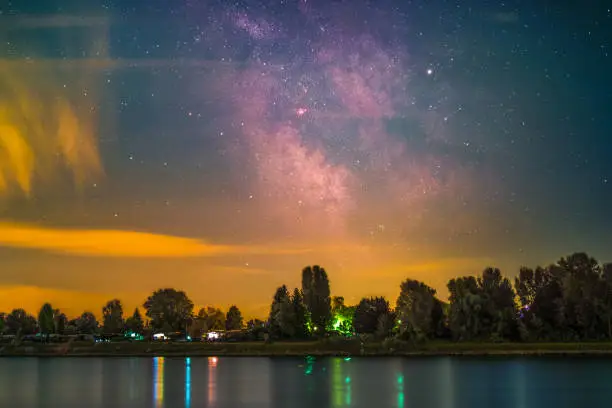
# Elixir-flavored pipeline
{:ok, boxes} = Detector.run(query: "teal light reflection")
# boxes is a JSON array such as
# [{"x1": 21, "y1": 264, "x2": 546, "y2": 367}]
[
  {"x1": 185, "y1": 358, "x2": 191, "y2": 408},
  {"x1": 345, "y1": 375, "x2": 351, "y2": 405}
]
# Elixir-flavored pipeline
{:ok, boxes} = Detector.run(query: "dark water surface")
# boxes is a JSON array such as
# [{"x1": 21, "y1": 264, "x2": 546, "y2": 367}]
[{"x1": 0, "y1": 356, "x2": 609, "y2": 407}]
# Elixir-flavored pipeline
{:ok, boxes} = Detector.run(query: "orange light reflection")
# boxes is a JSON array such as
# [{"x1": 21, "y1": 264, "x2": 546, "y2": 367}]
[{"x1": 208, "y1": 357, "x2": 218, "y2": 406}]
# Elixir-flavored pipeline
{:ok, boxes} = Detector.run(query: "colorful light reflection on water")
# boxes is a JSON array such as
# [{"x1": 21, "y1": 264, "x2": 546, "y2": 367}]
[
  {"x1": 153, "y1": 357, "x2": 164, "y2": 408},
  {"x1": 185, "y1": 358, "x2": 191, "y2": 408}
]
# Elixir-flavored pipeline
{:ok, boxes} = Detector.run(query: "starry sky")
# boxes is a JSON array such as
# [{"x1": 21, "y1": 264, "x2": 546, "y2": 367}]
[{"x1": 1, "y1": 0, "x2": 611, "y2": 319}]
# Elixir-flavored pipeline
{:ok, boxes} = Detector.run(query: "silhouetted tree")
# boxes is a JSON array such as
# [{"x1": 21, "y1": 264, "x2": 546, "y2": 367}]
[
  {"x1": 292, "y1": 288, "x2": 310, "y2": 338},
  {"x1": 353, "y1": 297, "x2": 392, "y2": 335},
  {"x1": 225, "y1": 305, "x2": 244, "y2": 330},
  {"x1": 38, "y1": 303, "x2": 55, "y2": 340},
  {"x1": 76, "y1": 312, "x2": 98, "y2": 334},
  {"x1": 515, "y1": 265, "x2": 565, "y2": 340},
  {"x1": 6, "y1": 309, "x2": 37, "y2": 335},
  {"x1": 124, "y1": 308, "x2": 144, "y2": 334},
  {"x1": 54, "y1": 309, "x2": 67, "y2": 335},
  {"x1": 447, "y1": 276, "x2": 482, "y2": 341},
  {"x1": 268, "y1": 285, "x2": 295, "y2": 339},
  {"x1": 478, "y1": 267, "x2": 518, "y2": 341},
  {"x1": 376, "y1": 310, "x2": 397, "y2": 339},
  {"x1": 302, "y1": 265, "x2": 331, "y2": 334},
  {"x1": 448, "y1": 268, "x2": 517, "y2": 341},
  {"x1": 247, "y1": 319, "x2": 265, "y2": 330},
  {"x1": 558, "y1": 253, "x2": 604, "y2": 339},
  {"x1": 198, "y1": 307, "x2": 225, "y2": 331},
  {"x1": 143, "y1": 288, "x2": 194, "y2": 332},
  {"x1": 514, "y1": 253, "x2": 610, "y2": 341},
  {"x1": 0, "y1": 313, "x2": 5, "y2": 334},
  {"x1": 396, "y1": 279, "x2": 444, "y2": 340},
  {"x1": 102, "y1": 299, "x2": 124, "y2": 334},
  {"x1": 245, "y1": 318, "x2": 265, "y2": 340}
]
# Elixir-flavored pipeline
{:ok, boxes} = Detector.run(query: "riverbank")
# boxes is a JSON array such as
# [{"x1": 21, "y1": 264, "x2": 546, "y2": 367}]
[{"x1": 4, "y1": 340, "x2": 612, "y2": 357}]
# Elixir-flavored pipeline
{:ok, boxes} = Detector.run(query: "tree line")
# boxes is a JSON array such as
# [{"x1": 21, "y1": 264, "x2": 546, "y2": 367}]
[{"x1": 2, "y1": 252, "x2": 612, "y2": 343}]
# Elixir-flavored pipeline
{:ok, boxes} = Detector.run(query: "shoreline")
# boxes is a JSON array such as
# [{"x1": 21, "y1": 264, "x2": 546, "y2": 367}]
[{"x1": 5, "y1": 341, "x2": 612, "y2": 357}]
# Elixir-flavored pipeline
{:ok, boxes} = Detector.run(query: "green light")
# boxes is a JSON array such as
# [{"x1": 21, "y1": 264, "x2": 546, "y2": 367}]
[
  {"x1": 344, "y1": 357, "x2": 351, "y2": 361},
  {"x1": 345, "y1": 376, "x2": 351, "y2": 384},
  {"x1": 397, "y1": 374, "x2": 405, "y2": 408}
]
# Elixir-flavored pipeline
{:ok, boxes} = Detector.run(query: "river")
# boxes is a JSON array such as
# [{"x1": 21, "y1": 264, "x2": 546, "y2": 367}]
[{"x1": 0, "y1": 356, "x2": 608, "y2": 407}]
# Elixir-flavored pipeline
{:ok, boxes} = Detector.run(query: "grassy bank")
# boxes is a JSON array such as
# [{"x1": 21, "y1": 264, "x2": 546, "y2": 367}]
[{"x1": 5, "y1": 340, "x2": 612, "y2": 357}]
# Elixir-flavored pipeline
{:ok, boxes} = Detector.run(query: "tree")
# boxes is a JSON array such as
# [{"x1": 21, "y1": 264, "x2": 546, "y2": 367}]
[
  {"x1": 198, "y1": 307, "x2": 225, "y2": 331},
  {"x1": 38, "y1": 303, "x2": 55, "y2": 339},
  {"x1": 124, "y1": 308, "x2": 144, "y2": 334},
  {"x1": 268, "y1": 285, "x2": 295, "y2": 339},
  {"x1": 353, "y1": 297, "x2": 392, "y2": 335},
  {"x1": 76, "y1": 312, "x2": 98, "y2": 334},
  {"x1": 225, "y1": 305, "x2": 243, "y2": 330},
  {"x1": 448, "y1": 268, "x2": 518, "y2": 341},
  {"x1": 332, "y1": 296, "x2": 345, "y2": 314},
  {"x1": 557, "y1": 253, "x2": 604, "y2": 340},
  {"x1": 102, "y1": 299, "x2": 124, "y2": 334},
  {"x1": 292, "y1": 288, "x2": 310, "y2": 338},
  {"x1": 396, "y1": 279, "x2": 444, "y2": 340},
  {"x1": 447, "y1": 276, "x2": 483, "y2": 341},
  {"x1": 0, "y1": 313, "x2": 4, "y2": 334},
  {"x1": 246, "y1": 318, "x2": 266, "y2": 341},
  {"x1": 6, "y1": 309, "x2": 37, "y2": 335},
  {"x1": 143, "y1": 288, "x2": 194, "y2": 332},
  {"x1": 376, "y1": 311, "x2": 397, "y2": 339},
  {"x1": 515, "y1": 265, "x2": 565, "y2": 340},
  {"x1": 478, "y1": 267, "x2": 518, "y2": 341},
  {"x1": 54, "y1": 309, "x2": 67, "y2": 335},
  {"x1": 247, "y1": 319, "x2": 265, "y2": 330},
  {"x1": 301, "y1": 265, "x2": 332, "y2": 333},
  {"x1": 331, "y1": 296, "x2": 355, "y2": 335},
  {"x1": 514, "y1": 253, "x2": 609, "y2": 341}
]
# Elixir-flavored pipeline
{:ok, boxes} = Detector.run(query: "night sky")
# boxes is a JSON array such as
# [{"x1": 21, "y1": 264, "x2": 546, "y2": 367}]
[{"x1": 1, "y1": 0, "x2": 611, "y2": 318}]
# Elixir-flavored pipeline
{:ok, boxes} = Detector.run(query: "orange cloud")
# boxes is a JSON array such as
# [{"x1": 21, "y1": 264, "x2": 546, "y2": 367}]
[
  {"x1": 0, "y1": 222, "x2": 369, "y2": 258},
  {"x1": 0, "y1": 222, "x2": 239, "y2": 257}
]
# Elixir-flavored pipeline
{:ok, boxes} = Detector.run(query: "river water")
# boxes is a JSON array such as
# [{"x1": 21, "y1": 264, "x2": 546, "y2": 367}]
[{"x1": 0, "y1": 356, "x2": 608, "y2": 407}]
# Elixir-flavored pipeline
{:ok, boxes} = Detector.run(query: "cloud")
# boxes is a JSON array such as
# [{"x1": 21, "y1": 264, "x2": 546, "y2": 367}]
[
  {"x1": 0, "y1": 221, "x2": 370, "y2": 258},
  {"x1": 0, "y1": 57, "x2": 103, "y2": 197},
  {"x1": 0, "y1": 222, "x2": 240, "y2": 257}
]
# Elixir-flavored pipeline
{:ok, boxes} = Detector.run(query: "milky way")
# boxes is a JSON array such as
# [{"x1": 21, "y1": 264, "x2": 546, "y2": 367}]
[{"x1": 198, "y1": 2, "x2": 476, "y2": 240}]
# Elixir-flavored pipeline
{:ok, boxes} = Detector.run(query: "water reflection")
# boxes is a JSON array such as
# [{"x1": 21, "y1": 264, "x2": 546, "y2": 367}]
[
  {"x1": 396, "y1": 372, "x2": 404, "y2": 408},
  {"x1": 330, "y1": 357, "x2": 352, "y2": 406},
  {"x1": 1, "y1": 356, "x2": 612, "y2": 407},
  {"x1": 153, "y1": 357, "x2": 164, "y2": 408},
  {"x1": 185, "y1": 358, "x2": 191, "y2": 408},
  {"x1": 208, "y1": 356, "x2": 218, "y2": 406}
]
